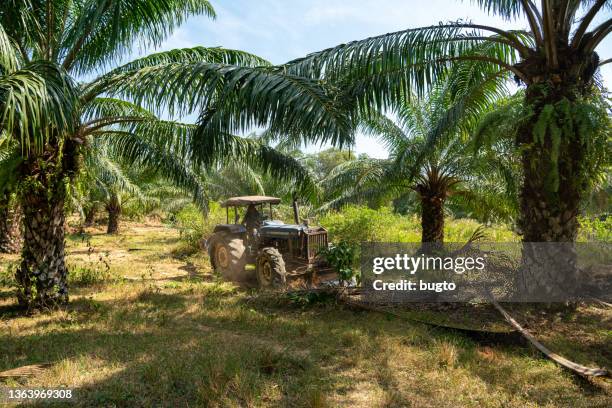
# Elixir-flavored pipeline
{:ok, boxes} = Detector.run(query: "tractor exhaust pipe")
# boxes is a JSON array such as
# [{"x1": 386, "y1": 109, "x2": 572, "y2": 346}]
[{"x1": 292, "y1": 193, "x2": 299, "y2": 225}]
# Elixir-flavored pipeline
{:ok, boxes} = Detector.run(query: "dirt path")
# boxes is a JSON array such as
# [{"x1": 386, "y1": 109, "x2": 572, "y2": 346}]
[{"x1": 65, "y1": 222, "x2": 211, "y2": 283}]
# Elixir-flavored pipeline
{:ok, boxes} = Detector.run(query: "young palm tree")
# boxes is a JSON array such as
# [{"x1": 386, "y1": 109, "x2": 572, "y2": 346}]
[
  {"x1": 323, "y1": 83, "x2": 518, "y2": 244},
  {"x1": 81, "y1": 147, "x2": 150, "y2": 235},
  {"x1": 79, "y1": 106, "x2": 209, "y2": 234},
  {"x1": 204, "y1": 133, "x2": 322, "y2": 204},
  {"x1": 286, "y1": 0, "x2": 611, "y2": 245},
  {"x1": 1, "y1": 1, "x2": 352, "y2": 309}
]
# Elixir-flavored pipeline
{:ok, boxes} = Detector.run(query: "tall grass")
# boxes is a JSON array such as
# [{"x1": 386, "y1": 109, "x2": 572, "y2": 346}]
[
  {"x1": 578, "y1": 216, "x2": 611, "y2": 242},
  {"x1": 319, "y1": 205, "x2": 518, "y2": 243}
]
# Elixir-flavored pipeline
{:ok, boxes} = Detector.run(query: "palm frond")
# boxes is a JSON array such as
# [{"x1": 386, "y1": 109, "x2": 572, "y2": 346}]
[
  {"x1": 106, "y1": 46, "x2": 270, "y2": 73},
  {"x1": 90, "y1": 63, "x2": 354, "y2": 147},
  {"x1": 473, "y1": 92, "x2": 524, "y2": 150},
  {"x1": 359, "y1": 114, "x2": 410, "y2": 152},
  {"x1": 470, "y1": 0, "x2": 524, "y2": 20},
  {"x1": 84, "y1": 46, "x2": 271, "y2": 103},
  {"x1": 320, "y1": 157, "x2": 398, "y2": 209},
  {"x1": 61, "y1": 0, "x2": 216, "y2": 74},
  {"x1": 97, "y1": 129, "x2": 208, "y2": 211},
  {"x1": 82, "y1": 97, "x2": 156, "y2": 123},
  {"x1": 284, "y1": 22, "x2": 527, "y2": 91},
  {"x1": 0, "y1": 143, "x2": 21, "y2": 193},
  {"x1": 0, "y1": 22, "x2": 19, "y2": 72},
  {"x1": 200, "y1": 133, "x2": 320, "y2": 202},
  {"x1": 85, "y1": 146, "x2": 145, "y2": 201},
  {"x1": 1, "y1": 60, "x2": 79, "y2": 153}
]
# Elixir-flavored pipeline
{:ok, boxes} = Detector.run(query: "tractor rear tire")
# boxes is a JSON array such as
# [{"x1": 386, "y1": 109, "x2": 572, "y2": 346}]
[
  {"x1": 208, "y1": 232, "x2": 248, "y2": 282},
  {"x1": 256, "y1": 247, "x2": 286, "y2": 288}
]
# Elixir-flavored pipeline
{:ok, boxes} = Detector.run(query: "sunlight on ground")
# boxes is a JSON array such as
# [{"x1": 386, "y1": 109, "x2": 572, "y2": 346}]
[{"x1": 0, "y1": 222, "x2": 610, "y2": 407}]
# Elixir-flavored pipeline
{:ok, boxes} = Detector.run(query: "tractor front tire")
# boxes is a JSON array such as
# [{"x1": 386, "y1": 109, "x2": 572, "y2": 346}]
[
  {"x1": 208, "y1": 232, "x2": 248, "y2": 282},
  {"x1": 256, "y1": 247, "x2": 286, "y2": 288}
]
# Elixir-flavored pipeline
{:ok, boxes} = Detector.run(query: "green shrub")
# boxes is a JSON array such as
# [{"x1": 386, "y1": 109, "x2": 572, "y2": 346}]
[
  {"x1": 319, "y1": 241, "x2": 357, "y2": 283},
  {"x1": 0, "y1": 262, "x2": 16, "y2": 287},
  {"x1": 320, "y1": 205, "x2": 517, "y2": 243},
  {"x1": 174, "y1": 202, "x2": 226, "y2": 249},
  {"x1": 578, "y1": 216, "x2": 611, "y2": 242},
  {"x1": 120, "y1": 201, "x2": 148, "y2": 221},
  {"x1": 444, "y1": 219, "x2": 518, "y2": 242},
  {"x1": 320, "y1": 206, "x2": 419, "y2": 243}
]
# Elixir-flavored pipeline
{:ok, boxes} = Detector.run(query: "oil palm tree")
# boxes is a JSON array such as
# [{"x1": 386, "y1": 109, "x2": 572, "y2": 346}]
[
  {"x1": 81, "y1": 142, "x2": 156, "y2": 235},
  {"x1": 1, "y1": 1, "x2": 352, "y2": 310},
  {"x1": 83, "y1": 165, "x2": 144, "y2": 235},
  {"x1": 80, "y1": 104, "x2": 209, "y2": 235},
  {"x1": 286, "y1": 0, "x2": 611, "y2": 246},
  {"x1": 322, "y1": 80, "x2": 518, "y2": 244}
]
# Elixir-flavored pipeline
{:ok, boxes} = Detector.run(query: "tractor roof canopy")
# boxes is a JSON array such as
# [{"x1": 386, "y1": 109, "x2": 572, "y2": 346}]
[{"x1": 221, "y1": 196, "x2": 281, "y2": 207}]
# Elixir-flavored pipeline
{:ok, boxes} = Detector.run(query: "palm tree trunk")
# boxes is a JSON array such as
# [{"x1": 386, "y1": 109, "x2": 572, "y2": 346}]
[
  {"x1": 0, "y1": 195, "x2": 22, "y2": 254},
  {"x1": 518, "y1": 108, "x2": 581, "y2": 242},
  {"x1": 14, "y1": 137, "x2": 80, "y2": 310},
  {"x1": 15, "y1": 183, "x2": 69, "y2": 310},
  {"x1": 106, "y1": 193, "x2": 121, "y2": 234},
  {"x1": 84, "y1": 206, "x2": 97, "y2": 227},
  {"x1": 516, "y1": 83, "x2": 586, "y2": 299},
  {"x1": 420, "y1": 192, "x2": 445, "y2": 244}
]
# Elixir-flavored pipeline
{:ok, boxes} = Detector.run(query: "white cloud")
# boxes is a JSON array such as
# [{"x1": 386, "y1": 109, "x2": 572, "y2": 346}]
[
  {"x1": 159, "y1": 28, "x2": 197, "y2": 51},
  {"x1": 303, "y1": 4, "x2": 364, "y2": 24}
]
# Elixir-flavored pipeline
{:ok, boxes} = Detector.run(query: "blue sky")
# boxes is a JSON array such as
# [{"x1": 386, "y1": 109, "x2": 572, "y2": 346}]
[{"x1": 154, "y1": 0, "x2": 612, "y2": 158}]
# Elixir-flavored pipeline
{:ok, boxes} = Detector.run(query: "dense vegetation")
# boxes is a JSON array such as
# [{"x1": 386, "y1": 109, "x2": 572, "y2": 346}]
[
  {"x1": 0, "y1": 1, "x2": 611, "y2": 405},
  {"x1": 1, "y1": 0, "x2": 611, "y2": 310},
  {"x1": 0, "y1": 0, "x2": 343, "y2": 309}
]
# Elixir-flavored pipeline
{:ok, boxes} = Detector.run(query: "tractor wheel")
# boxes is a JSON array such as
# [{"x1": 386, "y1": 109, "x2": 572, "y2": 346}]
[
  {"x1": 256, "y1": 247, "x2": 286, "y2": 288},
  {"x1": 208, "y1": 232, "x2": 248, "y2": 281}
]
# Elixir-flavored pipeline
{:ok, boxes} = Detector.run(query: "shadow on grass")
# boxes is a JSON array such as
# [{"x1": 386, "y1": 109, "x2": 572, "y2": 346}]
[
  {"x1": 0, "y1": 288, "x2": 16, "y2": 301},
  {"x1": 1, "y1": 286, "x2": 609, "y2": 407},
  {"x1": 177, "y1": 262, "x2": 201, "y2": 280},
  {"x1": 246, "y1": 293, "x2": 612, "y2": 403},
  {"x1": 2, "y1": 291, "x2": 329, "y2": 406}
]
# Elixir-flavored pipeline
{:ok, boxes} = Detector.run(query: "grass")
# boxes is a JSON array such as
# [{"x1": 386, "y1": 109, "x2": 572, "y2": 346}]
[
  {"x1": 0, "y1": 221, "x2": 610, "y2": 407},
  {"x1": 319, "y1": 206, "x2": 519, "y2": 244}
]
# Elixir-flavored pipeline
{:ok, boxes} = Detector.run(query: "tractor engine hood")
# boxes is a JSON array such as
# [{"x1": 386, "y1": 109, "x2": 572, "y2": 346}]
[
  {"x1": 259, "y1": 221, "x2": 307, "y2": 237},
  {"x1": 259, "y1": 221, "x2": 327, "y2": 237}
]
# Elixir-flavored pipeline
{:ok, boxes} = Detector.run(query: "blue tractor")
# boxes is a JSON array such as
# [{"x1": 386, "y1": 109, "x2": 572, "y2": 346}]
[{"x1": 206, "y1": 196, "x2": 331, "y2": 287}]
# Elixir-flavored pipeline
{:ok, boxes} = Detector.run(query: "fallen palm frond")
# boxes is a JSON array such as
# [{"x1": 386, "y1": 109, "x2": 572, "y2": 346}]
[
  {"x1": 491, "y1": 300, "x2": 609, "y2": 378},
  {"x1": 0, "y1": 363, "x2": 52, "y2": 378}
]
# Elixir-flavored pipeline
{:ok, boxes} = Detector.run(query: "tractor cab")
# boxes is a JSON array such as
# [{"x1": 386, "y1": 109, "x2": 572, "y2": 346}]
[{"x1": 213, "y1": 195, "x2": 283, "y2": 236}]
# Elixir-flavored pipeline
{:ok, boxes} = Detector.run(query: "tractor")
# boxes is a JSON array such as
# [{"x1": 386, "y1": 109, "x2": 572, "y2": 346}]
[{"x1": 206, "y1": 196, "x2": 332, "y2": 287}]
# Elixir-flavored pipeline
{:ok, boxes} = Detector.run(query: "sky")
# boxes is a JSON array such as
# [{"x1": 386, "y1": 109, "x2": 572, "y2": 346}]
[{"x1": 153, "y1": 0, "x2": 612, "y2": 159}]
